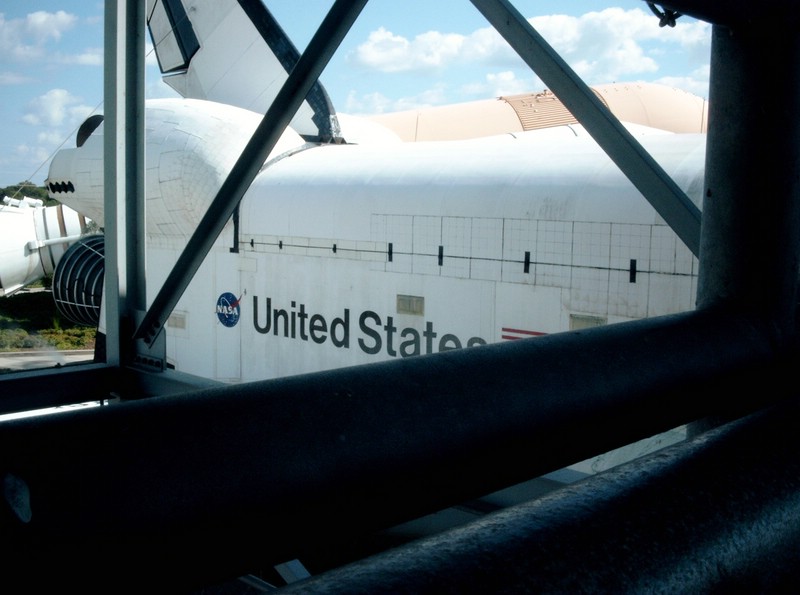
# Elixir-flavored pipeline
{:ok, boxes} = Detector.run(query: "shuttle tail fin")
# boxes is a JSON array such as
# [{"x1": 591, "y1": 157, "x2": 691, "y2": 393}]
[{"x1": 147, "y1": 0, "x2": 341, "y2": 141}]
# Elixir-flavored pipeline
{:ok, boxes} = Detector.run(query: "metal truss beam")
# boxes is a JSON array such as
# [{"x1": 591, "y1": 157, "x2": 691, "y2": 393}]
[
  {"x1": 134, "y1": 0, "x2": 368, "y2": 347},
  {"x1": 282, "y1": 395, "x2": 800, "y2": 593},
  {"x1": 103, "y1": 0, "x2": 146, "y2": 366},
  {"x1": 698, "y1": 23, "x2": 800, "y2": 334},
  {"x1": 0, "y1": 308, "x2": 793, "y2": 588}
]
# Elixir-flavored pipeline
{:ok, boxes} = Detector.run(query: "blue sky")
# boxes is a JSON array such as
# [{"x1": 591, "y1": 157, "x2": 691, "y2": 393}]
[{"x1": 0, "y1": 1, "x2": 711, "y2": 187}]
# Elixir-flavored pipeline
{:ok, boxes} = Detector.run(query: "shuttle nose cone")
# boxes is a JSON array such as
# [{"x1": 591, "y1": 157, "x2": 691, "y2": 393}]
[
  {"x1": 46, "y1": 147, "x2": 105, "y2": 225},
  {"x1": 47, "y1": 148, "x2": 77, "y2": 198}
]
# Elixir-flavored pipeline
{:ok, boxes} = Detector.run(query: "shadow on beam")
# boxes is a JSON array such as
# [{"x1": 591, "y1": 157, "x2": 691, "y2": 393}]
[
  {"x1": 0, "y1": 307, "x2": 794, "y2": 589},
  {"x1": 283, "y1": 395, "x2": 800, "y2": 593},
  {"x1": 0, "y1": 363, "x2": 220, "y2": 416},
  {"x1": 0, "y1": 364, "x2": 116, "y2": 415}
]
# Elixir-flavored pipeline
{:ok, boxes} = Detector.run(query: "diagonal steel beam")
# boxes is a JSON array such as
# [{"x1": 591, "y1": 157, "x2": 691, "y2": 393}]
[
  {"x1": 471, "y1": 0, "x2": 702, "y2": 256},
  {"x1": 134, "y1": 0, "x2": 369, "y2": 346}
]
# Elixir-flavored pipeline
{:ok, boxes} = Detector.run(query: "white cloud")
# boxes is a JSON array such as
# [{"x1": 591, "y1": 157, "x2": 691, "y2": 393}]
[
  {"x1": 0, "y1": 71, "x2": 31, "y2": 85},
  {"x1": 349, "y1": 27, "x2": 460, "y2": 73},
  {"x1": 394, "y1": 85, "x2": 448, "y2": 110},
  {"x1": 344, "y1": 85, "x2": 449, "y2": 115},
  {"x1": 0, "y1": 11, "x2": 104, "y2": 69},
  {"x1": 348, "y1": 8, "x2": 710, "y2": 87},
  {"x1": 36, "y1": 129, "x2": 68, "y2": 147},
  {"x1": 655, "y1": 65, "x2": 712, "y2": 98},
  {"x1": 485, "y1": 71, "x2": 537, "y2": 97},
  {"x1": 145, "y1": 41, "x2": 160, "y2": 68},
  {"x1": 461, "y1": 71, "x2": 540, "y2": 98},
  {"x1": 349, "y1": 27, "x2": 466, "y2": 73},
  {"x1": 0, "y1": 11, "x2": 78, "y2": 62},
  {"x1": 9, "y1": 88, "x2": 97, "y2": 184},
  {"x1": 344, "y1": 90, "x2": 393, "y2": 114},
  {"x1": 24, "y1": 10, "x2": 77, "y2": 43},
  {"x1": 23, "y1": 89, "x2": 94, "y2": 128},
  {"x1": 11, "y1": 143, "x2": 52, "y2": 177},
  {"x1": 530, "y1": 9, "x2": 669, "y2": 81},
  {"x1": 57, "y1": 47, "x2": 103, "y2": 66},
  {"x1": 146, "y1": 76, "x2": 181, "y2": 100}
]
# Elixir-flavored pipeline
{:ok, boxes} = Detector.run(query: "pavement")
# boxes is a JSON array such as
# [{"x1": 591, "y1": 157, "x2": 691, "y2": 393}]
[{"x1": 0, "y1": 349, "x2": 95, "y2": 372}]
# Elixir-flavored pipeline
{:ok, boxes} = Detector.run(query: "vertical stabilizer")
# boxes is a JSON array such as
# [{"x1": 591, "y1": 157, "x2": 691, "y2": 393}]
[{"x1": 147, "y1": 0, "x2": 341, "y2": 142}]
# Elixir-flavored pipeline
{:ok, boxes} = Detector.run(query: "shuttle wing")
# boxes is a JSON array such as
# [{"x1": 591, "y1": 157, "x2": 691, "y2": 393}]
[{"x1": 147, "y1": 0, "x2": 341, "y2": 142}]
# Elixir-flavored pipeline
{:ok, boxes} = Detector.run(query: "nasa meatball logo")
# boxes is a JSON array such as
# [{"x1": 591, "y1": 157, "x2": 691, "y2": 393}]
[{"x1": 216, "y1": 292, "x2": 243, "y2": 328}]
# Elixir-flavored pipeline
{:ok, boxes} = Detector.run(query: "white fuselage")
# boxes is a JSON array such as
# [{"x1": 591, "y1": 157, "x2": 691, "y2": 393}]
[{"x1": 48, "y1": 98, "x2": 706, "y2": 383}]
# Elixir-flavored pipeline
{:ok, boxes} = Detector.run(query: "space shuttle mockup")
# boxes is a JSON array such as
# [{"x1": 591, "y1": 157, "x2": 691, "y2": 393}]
[{"x1": 38, "y1": 0, "x2": 708, "y2": 383}]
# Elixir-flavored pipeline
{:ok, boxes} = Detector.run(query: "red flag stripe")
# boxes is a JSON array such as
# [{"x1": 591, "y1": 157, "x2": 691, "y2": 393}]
[{"x1": 501, "y1": 327, "x2": 546, "y2": 340}]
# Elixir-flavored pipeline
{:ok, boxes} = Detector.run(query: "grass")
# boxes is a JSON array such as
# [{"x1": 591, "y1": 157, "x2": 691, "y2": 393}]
[{"x1": 0, "y1": 288, "x2": 96, "y2": 352}]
